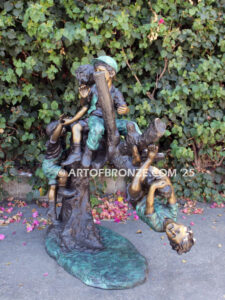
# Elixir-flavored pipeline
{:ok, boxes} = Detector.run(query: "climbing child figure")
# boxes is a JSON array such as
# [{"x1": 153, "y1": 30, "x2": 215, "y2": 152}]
[{"x1": 42, "y1": 120, "x2": 77, "y2": 222}]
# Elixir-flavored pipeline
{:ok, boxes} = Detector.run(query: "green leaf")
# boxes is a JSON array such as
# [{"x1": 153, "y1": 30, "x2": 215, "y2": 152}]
[
  {"x1": 43, "y1": 103, "x2": 48, "y2": 110},
  {"x1": 51, "y1": 101, "x2": 58, "y2": 110},
  {"x1": 16, "y1": 68, "x2": 23, "y2": 76},
  {"x1": 63, "y1": 22, "x2": 76, "y2": 43},
  {"x1": 4, "y1": 1, "x2": 13, "y2": 12}
]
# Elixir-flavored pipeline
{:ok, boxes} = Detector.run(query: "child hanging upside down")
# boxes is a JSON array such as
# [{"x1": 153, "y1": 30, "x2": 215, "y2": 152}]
[{"x1": 128, "y1": 145, "x2": 195, "y2": 255}]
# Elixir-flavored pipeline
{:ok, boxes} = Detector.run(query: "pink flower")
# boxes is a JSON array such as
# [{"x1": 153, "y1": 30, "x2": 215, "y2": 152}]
[
  {"x1": 23, "y1": 242, "x2": 27, "y2": 246},
  {"x1": 26, "y1": 225, "x2": 34, "y2": 232},
  {"x1": 114, "y1": 217, "x2": 121, "y2": 223},
  {"x1": 32, "y1": 211, "x2": 38, "y2": 218},
  {"x1": 182, "y1": 208, "x2": 188, "y2": 214},
  {"x1": 190, "y1": 222, "x2": 195, "y2": 226},
  {"x1": 32, "y1": 220, "x2": 39, "y2": 227},
  {"x1": 8, "y1": 202, "x2": 12, "y2": 207},
  {"x1": 94, "y1": 219, "x2": 101, "y2": 224},
  {"x1": 12, "y1": 231, "x2": 16, "y2": 235},
  {"x1": 0, "y1": 207, "x2": 5, "y2": 212},
  {"x1": 22, "y1": 218, "x2": 27, "y2": 224},
  {"x1": 193, "y1": 208, "x2": 203, "y2": 214},
  {"x1": 6, "y1": 207, "x2": 13, "y2": 214},
  {"x1": 17, "y1": 212, "x2": 23, "y2": 217},
  {"x1": 182, "y1": 216, "x2": 186, "y2": 219},
  {"x1": 43, "y1": 272, "x2": 48, "y2": 277},
  {"x1": 3, "y1": 216, "x2": 8, "y2": 219},
  {"x1": 134, "y1": 215, "x2": 139, "y2": 220},
  {"x1": 0, "y1": 234, "x2": 5, "y2": 240},
  {"x1": 158, "y1": 18, "x2": 165, "y2": 24}
]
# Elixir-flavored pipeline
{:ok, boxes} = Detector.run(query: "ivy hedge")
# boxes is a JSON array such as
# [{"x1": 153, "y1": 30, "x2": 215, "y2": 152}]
[{"x1": 0, "y1": 0, "x2": 224, "y2": 202}]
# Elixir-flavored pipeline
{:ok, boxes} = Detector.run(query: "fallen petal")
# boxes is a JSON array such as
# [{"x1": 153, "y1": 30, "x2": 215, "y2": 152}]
[
  {"x1": 0, "y1": 234, "x2": 5, "y2": 240},
  {"x1": 32, "y1": 211, "x2": 38, "y2": 218}
]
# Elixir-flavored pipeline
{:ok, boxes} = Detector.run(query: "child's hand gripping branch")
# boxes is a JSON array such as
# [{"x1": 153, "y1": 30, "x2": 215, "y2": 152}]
[{"x1": 117, "y1": 104, "x2": 129, "y2": 115}]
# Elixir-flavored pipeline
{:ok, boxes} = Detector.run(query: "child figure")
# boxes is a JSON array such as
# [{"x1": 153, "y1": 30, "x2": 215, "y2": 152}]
[
  {"x1": 128, "y1": 145, "x2": 195, "y2": 254},
  {"x1": 42, "y1": 120, "x2": 77, "y2": 221},
  {"x1": 61, "y1": 56, "x2": 142, "y2": 167},
  {"x1": 60, "y1": 64, "x2": 95, "y2": 166}
]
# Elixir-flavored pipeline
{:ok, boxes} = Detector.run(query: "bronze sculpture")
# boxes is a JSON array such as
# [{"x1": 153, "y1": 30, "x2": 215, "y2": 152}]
[
  {"x1": 43, "y1": 56, "x2": 195, "y2": 289},
  {"x1": 128, "y1": 145, "x2": 195, "y2": 254}
]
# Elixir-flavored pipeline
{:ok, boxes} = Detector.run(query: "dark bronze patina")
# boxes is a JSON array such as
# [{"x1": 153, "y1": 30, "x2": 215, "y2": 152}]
[{"x1": 43, "y1": 57, "x2": 195, "y2": 287}]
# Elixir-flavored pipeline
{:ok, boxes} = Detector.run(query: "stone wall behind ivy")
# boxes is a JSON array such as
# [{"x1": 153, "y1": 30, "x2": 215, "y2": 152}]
[{"x1": 0, "y1": 0, "x2": 224, "y2": 202}]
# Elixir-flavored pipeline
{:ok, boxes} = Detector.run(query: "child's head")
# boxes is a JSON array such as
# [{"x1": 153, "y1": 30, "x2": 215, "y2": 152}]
[
  {"x1": 75, "y1": 64, "x2": 95, "y2": 86},
  {"x1": 93, "y1": 56, "x2": 118, "y2": 80},
  {"x1": 75, "y1": 64, "x2": 95, "y2": 99},
  {"x1": 46, "y1": 121, "x2": 59, "y2": 136},
  {"x1": 157, "y1": 184, "x2": 172, "y2": 198},
  {"x1": 46, "y1": 120, "x2": 66, "y2": 137},
  {"x1": 166, "y1": 222, "x2": 195, "y2": 255}
]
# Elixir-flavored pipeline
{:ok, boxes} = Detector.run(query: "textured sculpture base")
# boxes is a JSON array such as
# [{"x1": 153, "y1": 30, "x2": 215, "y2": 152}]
[{"x1": 45, "y1": 225, "x2": 148, "y2": 289}]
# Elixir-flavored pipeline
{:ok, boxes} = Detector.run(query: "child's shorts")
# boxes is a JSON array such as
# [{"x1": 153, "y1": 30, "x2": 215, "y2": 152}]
[{"x1": 42, "y1": 158, "x2": 61, "y2": 185}]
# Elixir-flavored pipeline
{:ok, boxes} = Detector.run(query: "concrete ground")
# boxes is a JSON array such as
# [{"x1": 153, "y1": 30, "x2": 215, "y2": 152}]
[{"x1": 0, "y1": 202, "x2": 225, "y2": 300}]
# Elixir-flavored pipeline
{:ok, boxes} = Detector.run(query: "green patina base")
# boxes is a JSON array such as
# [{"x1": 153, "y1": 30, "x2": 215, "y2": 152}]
[{"x1": 45, "y1": 225, "x2": 148, "y2": 289}]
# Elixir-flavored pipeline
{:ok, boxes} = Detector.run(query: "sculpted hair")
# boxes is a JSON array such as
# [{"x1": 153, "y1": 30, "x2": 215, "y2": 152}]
[
  {"x1": 75, "y1": 64, "x2": 95, "y2": 86},
  {"x1": 169, "y1": 230, "x2": 195, "y2": 255},
  {"x1": 46, "y1": 120, "x2": 59, "y2": 136}
]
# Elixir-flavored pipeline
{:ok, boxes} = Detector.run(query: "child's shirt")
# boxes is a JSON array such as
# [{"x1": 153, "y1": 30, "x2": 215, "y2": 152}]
[
  {"x1": 87, "y1": 84, "x2": 127, "y2": 117},
  {"x1": 136, "y1": 197, "x2": 178, "y2": 232},
  {"x1": 45, "y1": 137, "x2": 63, "y2": 161}
]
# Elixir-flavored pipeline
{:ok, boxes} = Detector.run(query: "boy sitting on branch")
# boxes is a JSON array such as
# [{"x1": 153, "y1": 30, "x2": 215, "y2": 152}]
[{"x1": 61, "y1": 56, "x2": 142, "y2": 168}]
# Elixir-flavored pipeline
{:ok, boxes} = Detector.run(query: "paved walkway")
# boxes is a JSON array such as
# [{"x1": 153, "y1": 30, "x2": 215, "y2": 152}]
[{"x1": 0, "y1": 202, "x2": 225, "y2": 300}]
